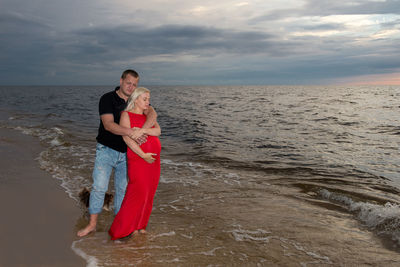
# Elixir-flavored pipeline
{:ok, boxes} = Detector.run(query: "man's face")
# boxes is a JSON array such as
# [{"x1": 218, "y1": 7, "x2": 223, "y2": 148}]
[{"x1": 119, "y1": 74, "x2": 139, "y2": 98}]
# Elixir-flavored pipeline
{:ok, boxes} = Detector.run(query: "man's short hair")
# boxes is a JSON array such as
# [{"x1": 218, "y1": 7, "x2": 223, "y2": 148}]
[{"x1": 121, "y1": 69, "x2": 139, "y2": 79}]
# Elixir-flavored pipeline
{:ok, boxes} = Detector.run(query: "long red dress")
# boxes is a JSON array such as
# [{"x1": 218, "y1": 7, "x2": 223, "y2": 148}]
[{"x1": 109, "y1": 112, "x2": 161, "y2": 240}]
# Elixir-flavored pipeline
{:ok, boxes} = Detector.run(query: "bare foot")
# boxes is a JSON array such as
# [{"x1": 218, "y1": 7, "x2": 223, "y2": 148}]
[
  {"x1": 77, "y1": 224, "x2": 96, "y2": 237},
  {"x1": 77, "y1": 214, "x2": 98, "y2": 237},
  {"x1": 139, "y1": 229, "x2": 146, "y2": 234}
]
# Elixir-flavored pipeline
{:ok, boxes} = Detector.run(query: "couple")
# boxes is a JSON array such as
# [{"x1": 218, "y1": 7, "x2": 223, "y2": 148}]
[{"x1": 77, "y1": 69, "x2": 161, "y2": 240}]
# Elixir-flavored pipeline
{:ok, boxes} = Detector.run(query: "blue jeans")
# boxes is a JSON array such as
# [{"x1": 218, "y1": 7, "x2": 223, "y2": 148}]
[{"x1": 89, "y1": 143, "x2": 127, "y2": 215}]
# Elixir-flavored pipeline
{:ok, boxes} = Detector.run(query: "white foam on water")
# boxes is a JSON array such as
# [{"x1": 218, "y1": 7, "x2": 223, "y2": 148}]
[
  {"x1": 228, "y1": 225, "x2": 332, "y2": 265},
  {"x1": 11, "y1": 126, "x2": 84, "y2": 201},
  {"x1": 71, "y1": 239, "x2": 99, "y2": 267},
  {"x1": 277, "y1": 237, "x2": 332, "y2": 265},
  {"x1": 168, "y1": 197, "x2": 182, "y2": 204},
  {"x1": 225, "y1": 172, "x2": 239, "y2": 178},
  {"x1": 189, "y1": 247, "x2": 224, "y2": 256},
  {"x1": 159, "y1": 175, "x2": 173, "y2": 184},
  {"x1": 222, "y1": 176, "x2": 241, "y2": 186},
  {"x1": 161, "y1": 159, "x2": 204, "y2": 168},
  {"x1": 52, "y1": 127, "x2": 64, "y2": 135},
  {"x1": 15, "y1": 126, "x2": 35, "y2": 135},
  {"x1": 180, "y1": 233, "x2": 193, "y2": 239},
  {"x1": 150, "y1": 231, "x2": 176, "y2": 240},
  {"x1": 156, "y1": 258, "x2": 181, "y2": 263},
  {"x1": 37, "y1": 150, "x2": 81, "y2": 201},
  {"x1": 159, "y1": 194, "x2": 195, "y2": 213},
  {"x1": 228, "y1": 225, "x2": 272, "y2": 243},
  {"x1": 50, "y1": 137, "x2": 63, "y2": 146},
  {"x1": 121, "y1": 245, "x2": 179, "y2": 251},
  {"x1": 13, "y1": 125, "x2": 65, "y2": 147},
  {"x1": 320, "y1": 189, "x2": 400, "y2": 244},
  {"x1": 37, "y1": 127, "x2": 64, "y2": 142},
  {"x1": 293, "y1": 242, "x2": 331, "y2": 262},
  {"x1": 159, "y1": 174, "x2": 200, "y2": 186},
  {"x1": 160, "y1": 158, "x2": 242, "y2": 187},
  {"x1": 166, "y1": 204, "x2": 180, "y2": 211}
]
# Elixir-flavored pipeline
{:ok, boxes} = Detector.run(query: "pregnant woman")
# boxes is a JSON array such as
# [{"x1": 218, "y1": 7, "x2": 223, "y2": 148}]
[{"x1": 109, "y1": 87, "x2": 161, "y2": 240}]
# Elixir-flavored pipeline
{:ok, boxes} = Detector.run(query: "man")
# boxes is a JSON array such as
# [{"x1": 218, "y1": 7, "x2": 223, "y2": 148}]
[{"x1": 77, "y1": 69, "x2": 157, "y2": 237}]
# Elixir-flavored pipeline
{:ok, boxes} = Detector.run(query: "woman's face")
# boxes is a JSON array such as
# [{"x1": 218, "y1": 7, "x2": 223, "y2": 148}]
[{"x1": 135, "y1": 92, "x2": 150, "y2": 110}]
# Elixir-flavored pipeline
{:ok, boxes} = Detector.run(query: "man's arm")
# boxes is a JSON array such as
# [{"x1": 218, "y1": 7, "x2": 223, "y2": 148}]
[
  {"x1": 142, "y1": 106, "x2": 157, "y2": 129},
  {"x1": 120, "y1": 112, "x2": 156, "y2": 163},
  {"x1": 142, "y1": 122, "x2": 161, "y2": 136},
  {"x1": 101, "y1": 113, "x2": 138, "y2": 137}
]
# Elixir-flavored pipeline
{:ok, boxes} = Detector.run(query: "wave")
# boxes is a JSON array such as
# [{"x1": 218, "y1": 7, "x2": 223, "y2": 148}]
[
  {"x1": 7, "y1": 124, "x2": 94, "y2": 202},
  {"x1": 319, "y1": 189, "x2": 400, "y2": 246},
  {"x1": 71, "y1": 240, "x2": 99, "y2": 267}
]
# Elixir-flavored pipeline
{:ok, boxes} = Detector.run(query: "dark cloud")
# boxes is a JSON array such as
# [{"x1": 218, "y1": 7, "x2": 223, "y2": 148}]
[
  {"x1": 0, "y1": 2, "x2": 399, "y2": 85},
  {"x1": 300, "y1": 23, "x2": 344, "y2": 31},
  {"x1": 1, "y1": 12, "x2": 297, "y2": 84},
  {"x1": 0, "y1": 12, "x2": 56, "y2": 83},
  {"x1": 70, "y1": 24, "x2": 282, "y2": 58}
]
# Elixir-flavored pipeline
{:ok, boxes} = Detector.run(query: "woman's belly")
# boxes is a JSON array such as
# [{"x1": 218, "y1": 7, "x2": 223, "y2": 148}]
[{"x1": 127, "y1": 136, "x2": 161, "y2": 159}]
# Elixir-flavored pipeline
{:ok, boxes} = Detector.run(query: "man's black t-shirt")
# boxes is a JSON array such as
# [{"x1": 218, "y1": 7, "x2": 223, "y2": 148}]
[{"x1": 96, "y1": 87, "x2": 127, "y2": 153}]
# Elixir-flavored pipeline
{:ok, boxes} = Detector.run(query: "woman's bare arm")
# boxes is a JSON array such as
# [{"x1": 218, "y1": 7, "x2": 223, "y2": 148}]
[{"x1": 120, "y1": 112, "x2": 156, "y2": 163}]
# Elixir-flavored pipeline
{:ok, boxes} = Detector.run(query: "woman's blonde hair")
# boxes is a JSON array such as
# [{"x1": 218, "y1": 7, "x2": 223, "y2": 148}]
[{"x1": 125, "y1": 87, "x2": 150, "y2": 111}]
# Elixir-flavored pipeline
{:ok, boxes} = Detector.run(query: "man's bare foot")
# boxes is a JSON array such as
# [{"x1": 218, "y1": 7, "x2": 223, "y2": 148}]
[
  {"x1": 77, "y1": 214, "x2": 98, "y2": 237},
  {"x1": 139, "y1": 229, "x2": 146, "y2": 234},
  {"x1": 77, "y1": 224, "x2": 96, "y2": 237}
]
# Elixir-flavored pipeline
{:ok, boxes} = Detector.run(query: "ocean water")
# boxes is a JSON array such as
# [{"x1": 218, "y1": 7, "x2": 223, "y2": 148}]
[{"x1": 0, "y1": 85, "x2": 400, "y2": 266}]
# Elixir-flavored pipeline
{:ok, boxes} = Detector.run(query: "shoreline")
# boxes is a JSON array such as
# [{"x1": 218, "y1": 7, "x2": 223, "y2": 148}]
[{"x1": 0, "y1": 127, "x2": 86, "y2": 266}]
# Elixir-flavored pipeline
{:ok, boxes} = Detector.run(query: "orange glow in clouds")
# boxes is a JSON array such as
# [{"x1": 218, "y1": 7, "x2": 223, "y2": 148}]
[{"x1": 342, "y1": 72, "x2": 400, "y2": 86}]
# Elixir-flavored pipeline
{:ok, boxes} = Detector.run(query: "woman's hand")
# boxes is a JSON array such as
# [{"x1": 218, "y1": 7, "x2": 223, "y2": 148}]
[{"x1": 142, "y1": 153, "x2": 157, "y2": 163}]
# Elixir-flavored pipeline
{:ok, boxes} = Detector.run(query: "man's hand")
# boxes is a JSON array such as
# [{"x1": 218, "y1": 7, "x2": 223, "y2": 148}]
[
  {"x1": 129, "y1": 127, "x2": 144, "y2": 140},
  {"x1": 128, "y1": 127, "x2": 148, "y2": 145},
  {"x1": 136, "y1": 134, "x2": 148, "y2": 145}
]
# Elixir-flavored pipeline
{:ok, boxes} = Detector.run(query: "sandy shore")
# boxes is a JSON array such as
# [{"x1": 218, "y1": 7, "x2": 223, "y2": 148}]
[{"x1": 0, "y1": 127, "x2": 85, "y2": 267}]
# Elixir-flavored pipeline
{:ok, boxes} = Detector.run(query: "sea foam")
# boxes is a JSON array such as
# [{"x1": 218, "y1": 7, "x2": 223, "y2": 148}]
[
  {"x1": 320, "y1": 189, "x2": 400, "y2": 244},
  {"x1": 71, "y1": 240, "x2": 99, "y2": 267}
]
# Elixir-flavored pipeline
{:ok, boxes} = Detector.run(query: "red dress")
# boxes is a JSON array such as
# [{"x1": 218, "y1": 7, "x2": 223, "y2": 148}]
[{"x1": 109, "y1": 112, "x2": 161, "y2": 240}]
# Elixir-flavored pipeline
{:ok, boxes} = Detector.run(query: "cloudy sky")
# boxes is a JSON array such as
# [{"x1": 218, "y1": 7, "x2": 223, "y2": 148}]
[{"x1": 1, "y1": 0, "x2": 400, "y2": 85}]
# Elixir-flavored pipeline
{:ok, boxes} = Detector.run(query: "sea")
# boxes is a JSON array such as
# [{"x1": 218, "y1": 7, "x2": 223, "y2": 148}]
[{"x1": 0, "y1": 85, "x2": 399, "y2": 266}]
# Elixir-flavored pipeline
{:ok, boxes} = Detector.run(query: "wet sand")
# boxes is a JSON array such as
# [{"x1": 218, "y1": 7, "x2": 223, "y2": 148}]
[{"x1": 0, "y1": 128, "x2": 85, "y2": 267}]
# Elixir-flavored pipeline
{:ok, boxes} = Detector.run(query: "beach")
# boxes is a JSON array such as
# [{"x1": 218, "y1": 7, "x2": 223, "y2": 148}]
[
  {"x1": 1, "y1": 85, "x2": 400, "y2": 265},
  {"x1": 0, "y1": 127, "x2": 85, "y2": 267}
]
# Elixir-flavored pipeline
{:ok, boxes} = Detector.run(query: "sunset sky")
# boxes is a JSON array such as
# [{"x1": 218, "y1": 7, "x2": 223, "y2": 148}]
[{"x1": 1, "y1": 0, "x2": 399, "y2": 85}]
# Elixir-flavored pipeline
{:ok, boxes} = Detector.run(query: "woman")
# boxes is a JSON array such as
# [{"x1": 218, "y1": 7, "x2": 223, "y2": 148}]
[{"x1": 108, "y1": 87, "x2": 161, "y2": 240}]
